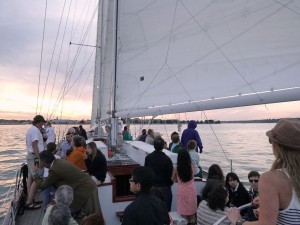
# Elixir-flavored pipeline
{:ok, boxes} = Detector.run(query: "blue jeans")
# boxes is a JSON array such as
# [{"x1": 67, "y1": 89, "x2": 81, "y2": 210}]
[{"x1": 44, "y1": 179, "x2": 55, "y2": 207}]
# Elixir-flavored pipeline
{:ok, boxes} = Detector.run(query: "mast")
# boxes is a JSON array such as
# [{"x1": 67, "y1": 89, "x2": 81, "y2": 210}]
[
  {"x1": 110, "y1": 0, "x2": 119, "y2": 146},
  {"x1": 91, "y1": 0, "x2": 103, "y2": 132}
]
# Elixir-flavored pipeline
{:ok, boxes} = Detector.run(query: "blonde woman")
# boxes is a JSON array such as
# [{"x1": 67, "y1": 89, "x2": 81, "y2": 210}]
[
  {"x1": 227, "y1": 118, "x2": 300, "y2": 225},
  {"x1": 85, "y1": 142, "x2": 107, "y2": 185}
]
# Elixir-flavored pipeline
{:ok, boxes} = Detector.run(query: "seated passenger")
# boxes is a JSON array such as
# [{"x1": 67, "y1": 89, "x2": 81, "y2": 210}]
[
  {"x1": 67, "y1": 136, "x2": 87, "y2": 170},
  {"x1": 84, "y1": 142, "x2": 107, "y2": 184},
  {"x1": 145, "y1": 129, "x2": 155, "y2": 145},
  {"x1": 48, "y1": 203, "x2": 72, "y2": 225},
  {"x1": 201, "y1": 164, "x2": 225, "y2": 200},
  {"x1": 187, "y1": 140, "x2": 202, "y2": 177},
  {"x1": 136, "y1": 129, "x2": 147, "y2": 142},
  {"x1": 225, "y1": 172, "x2": 251, "y2": 210},
  {"x1": 168, "y1": 131, "x2": 179, "y2": 150},
  {"x1": 169, "y1": 133, "x2": 183, "y2": 153},
  {"x1": 122, "y1": 126, "x2": 133, "y2": 141},
  {"x1": 244, "y1": 171, "x2": 260, "y2": 221},
  {"x1": 42, "y1": 185, "x2": 78, "y2": 225},
  {"x1": 197, "y1": 184, "x2": 231, "y2": 225},
  {"x1": 122, "y1": 167, "x2": 170, "y2": 225}
]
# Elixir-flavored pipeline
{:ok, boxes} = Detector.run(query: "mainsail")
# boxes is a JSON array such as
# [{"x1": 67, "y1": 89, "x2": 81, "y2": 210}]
[{"x1": 92, "y1": 0, "x2": 300, "y2": 122}]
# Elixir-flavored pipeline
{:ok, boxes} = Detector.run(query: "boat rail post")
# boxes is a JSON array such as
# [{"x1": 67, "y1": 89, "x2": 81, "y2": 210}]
[{"x1": 230, "y1": 160, "x2": 232, "y2": 172}]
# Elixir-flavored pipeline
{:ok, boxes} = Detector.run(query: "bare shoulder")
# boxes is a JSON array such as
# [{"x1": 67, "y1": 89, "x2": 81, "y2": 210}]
[
  {"x1": 260, "y1": 169, "x2": 292, "y2": 209},
  {"x1": 259, "y1": 171, "x2": 278, "y2": 191},
  {"x1": 261, "y1": 168, "x2": 287, "y2": 178},
  {"x1": 260, "y1": 170, "x2": 290, "y2": 187}
]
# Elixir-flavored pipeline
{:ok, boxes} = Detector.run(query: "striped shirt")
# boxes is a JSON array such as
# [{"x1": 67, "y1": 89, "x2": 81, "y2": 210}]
[
  {"x1": 197, "y1": 200, "x2": 231, "y2": 225},
  {"x1": 277, "y1": 171, "x2": 300, "y2": 225}
]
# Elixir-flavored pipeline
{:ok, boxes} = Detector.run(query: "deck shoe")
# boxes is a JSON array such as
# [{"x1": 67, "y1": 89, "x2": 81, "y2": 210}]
[{"x1": 25, "y1": 202, "x2": 41, "y2": 210}]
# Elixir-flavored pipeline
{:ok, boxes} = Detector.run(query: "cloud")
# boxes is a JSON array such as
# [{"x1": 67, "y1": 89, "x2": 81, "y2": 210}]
[
  {"x1": 0, "y1": 0, "x2": 97, "y2": 120},
  {"x1": 1, "y1": 1, "x2": 299, "y2": 121}
]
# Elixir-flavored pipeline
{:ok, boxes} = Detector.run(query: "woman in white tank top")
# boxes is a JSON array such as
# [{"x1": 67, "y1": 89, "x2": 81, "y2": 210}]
[{"x1": 227, "y1": 118, "x2": 300, "y2": 225}]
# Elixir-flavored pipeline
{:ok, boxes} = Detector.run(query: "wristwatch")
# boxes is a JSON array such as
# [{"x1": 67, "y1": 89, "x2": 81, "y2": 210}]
[{"x1": 236, "y1": 218, "x2": 246, "y2": 225}]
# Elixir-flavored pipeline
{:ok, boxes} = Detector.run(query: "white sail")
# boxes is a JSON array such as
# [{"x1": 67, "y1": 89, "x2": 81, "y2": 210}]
[
  {"x1": 107, "y1": 0, "x2": 300, "y2": 119},
  {"x1": 92, "y1": 0, "x2": 116, "y2": 125}
]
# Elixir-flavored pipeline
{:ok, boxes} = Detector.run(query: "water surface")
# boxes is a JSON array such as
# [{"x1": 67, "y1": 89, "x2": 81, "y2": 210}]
[{"x1": 0, "y1": 123, "x2": 275, "y2": 222}]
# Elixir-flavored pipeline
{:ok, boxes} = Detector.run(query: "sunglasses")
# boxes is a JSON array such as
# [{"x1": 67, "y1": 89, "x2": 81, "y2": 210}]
[{"x1": 249, "y1": 179, "x2": 259, "y2": 183}]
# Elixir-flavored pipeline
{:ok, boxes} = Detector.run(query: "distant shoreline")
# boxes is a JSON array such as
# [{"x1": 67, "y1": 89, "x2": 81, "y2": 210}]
[
  {"x1": 0, "y1": 119, "x2": 91, "y2": 125},
  {"x1": 1, "y1": 118, "x2": 296, "y2": 125}
]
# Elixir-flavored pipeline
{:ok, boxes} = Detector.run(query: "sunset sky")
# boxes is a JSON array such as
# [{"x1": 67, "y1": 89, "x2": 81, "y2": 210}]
[{"x1": 1, "y1": 1, "x2": 299, "y2": 122}]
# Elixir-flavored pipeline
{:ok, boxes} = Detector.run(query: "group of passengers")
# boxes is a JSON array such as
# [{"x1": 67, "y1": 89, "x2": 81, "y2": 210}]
[
  {"x1": 133, "y1": 120, "x2": 203, "y2": 153},
  {"x1": 25, "y1": 116, "x2": 300, "y2": 225},
  {"x1": 122, "y1": 118, "x2": 300, "y2": 225},
  {"x1": 25, "y1": 115, "x2": 107, "y2": 224}
]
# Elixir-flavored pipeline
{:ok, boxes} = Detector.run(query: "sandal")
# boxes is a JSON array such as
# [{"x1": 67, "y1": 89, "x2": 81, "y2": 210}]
[{"x1": 25, "y1": 202, "x2": 41, "y2": 210}]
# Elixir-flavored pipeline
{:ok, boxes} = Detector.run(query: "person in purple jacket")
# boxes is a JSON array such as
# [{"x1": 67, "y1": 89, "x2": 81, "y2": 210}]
[{"x1": 181, "y1": 120, "x2": 203, "y2": 153}]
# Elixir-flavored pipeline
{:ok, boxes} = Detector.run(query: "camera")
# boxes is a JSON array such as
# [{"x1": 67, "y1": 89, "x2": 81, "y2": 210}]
[{"x1": 34, "y1": 158, "x2": 39, "y2": 166}]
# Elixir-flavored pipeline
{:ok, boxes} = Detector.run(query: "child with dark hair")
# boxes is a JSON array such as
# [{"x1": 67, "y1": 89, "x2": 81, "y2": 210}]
[
  {"x1": 169, "y1": 133, "x2": 183, "y2": 153},
  {"x1": 187, "y1": 140, "x2": 202, "y2": 177},
  {"x1": 197, "y1": 184, "x2": 231, "y2": 225}
]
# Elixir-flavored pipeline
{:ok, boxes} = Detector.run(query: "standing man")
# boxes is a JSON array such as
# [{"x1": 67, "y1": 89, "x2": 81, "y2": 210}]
[
  {"x1": 25, "y1": 114, "x2": 46, "y2": 209},
  {"x1": 122, "y1": 167, "x2": 170, "y2": 225},
  {"x1": 144, "y1": 137, "x2": 174, "y2": 211},
  {"x1": 45, "y1": 121, "x2": 56, "y2": 144},
  {"x1": 60, "y1": 132, "x2": 73, "y2": 159},
  {"x1": 79, "y1": 125, "x2": 88, "y2": 140},
  {"x1": 181, "y1": 120, "x2": 203, "y2": 153}
]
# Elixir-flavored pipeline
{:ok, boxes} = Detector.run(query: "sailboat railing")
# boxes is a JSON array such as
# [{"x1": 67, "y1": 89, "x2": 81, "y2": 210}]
[{"x1": 213, "y1": 203, "x2": 252, "y2": 225}]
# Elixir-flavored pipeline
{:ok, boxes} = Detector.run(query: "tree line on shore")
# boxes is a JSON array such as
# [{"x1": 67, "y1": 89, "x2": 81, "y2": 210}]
[{"x1": 1, "y1": 118, "x2": 294, "y2": 125}]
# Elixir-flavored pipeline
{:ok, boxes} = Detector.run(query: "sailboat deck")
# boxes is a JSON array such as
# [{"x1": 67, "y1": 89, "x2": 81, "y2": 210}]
[{"x1": 15, "y1": 190, "x2": 44, "y2": 225}]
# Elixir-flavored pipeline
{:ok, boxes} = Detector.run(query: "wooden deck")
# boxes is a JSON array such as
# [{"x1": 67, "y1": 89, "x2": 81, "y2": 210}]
[{"x1": 15, "y1": 190, "x2": 45, "y2": 225}]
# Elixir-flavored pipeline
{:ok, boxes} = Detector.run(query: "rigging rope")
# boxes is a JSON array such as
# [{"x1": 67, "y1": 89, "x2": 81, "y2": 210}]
[
  {"x1": 47, "y1": 2, "x2": 98, "y2": 120},
  {"x1": 35, "y1": 0, "x2": 98, "y2": 140},
  {"x1": 40, "y1": 0, "x2": 68, "y2": 116},
  {"x1": 44, "y1": 0, "x2": 68, "y2": 119},
  {"x1": 36, "y1": 0, "x2": 48, "y2": 115}
]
